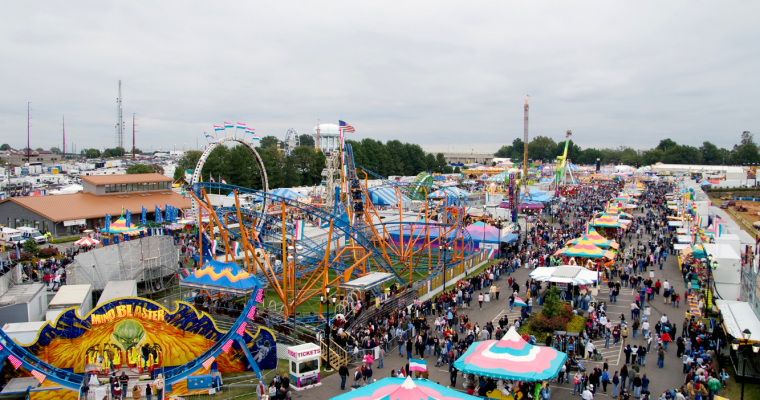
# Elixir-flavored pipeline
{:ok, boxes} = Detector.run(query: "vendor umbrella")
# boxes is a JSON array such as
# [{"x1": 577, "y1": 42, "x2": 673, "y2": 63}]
[
  {"x1": 453, "y1": 327, "x2": 567, "y2": 381},
  {"x1": 73, "y1": 237, "x2": 100, "y2": 246},
  {"x1": 329, "y1": 376, "x2": 482, "y2": 400}
]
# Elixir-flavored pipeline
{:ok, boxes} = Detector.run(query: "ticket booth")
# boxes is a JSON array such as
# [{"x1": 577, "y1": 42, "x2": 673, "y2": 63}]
[{"x1": 286, "y1": 343, "x2": 322, "y2": 390}]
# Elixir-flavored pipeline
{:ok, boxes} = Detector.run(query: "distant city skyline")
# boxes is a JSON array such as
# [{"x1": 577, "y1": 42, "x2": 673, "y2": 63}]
[{"x1": 0, "y1": 2, "x2": 757, "y2": 153}]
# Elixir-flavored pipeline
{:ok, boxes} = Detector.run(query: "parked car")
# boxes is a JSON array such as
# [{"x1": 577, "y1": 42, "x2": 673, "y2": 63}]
[{"x1": 720, "y1": 200, "x2": 736, "y2": 209}]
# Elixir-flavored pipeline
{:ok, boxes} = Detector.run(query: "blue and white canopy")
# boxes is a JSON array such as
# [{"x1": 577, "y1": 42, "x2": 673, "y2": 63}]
[
  {"x1": 367, "y1": 187, "x2": 411, "y2": 207},
  {"x1": 529, "y1": 265, "x2": 599, "y2": 285},
  {"x1": 429, "y1": 187, "x2": 470, "y2": 198}
]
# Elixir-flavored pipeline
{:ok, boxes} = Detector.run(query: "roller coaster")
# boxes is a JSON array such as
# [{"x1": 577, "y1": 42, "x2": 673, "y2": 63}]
[
  {"x1": 0, "y1": 129, "x2": 479, "y2": 395},
  {"x1": 190, "y1": 134, "x2": 478, "y2": 323}
]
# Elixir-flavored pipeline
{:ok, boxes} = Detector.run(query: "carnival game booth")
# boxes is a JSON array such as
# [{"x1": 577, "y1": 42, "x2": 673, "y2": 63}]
[
  {"x1": 99, "y1": 215, "x2": 147, "y2": 245},
  {"x1": 286, "y1": 343, "x2": 322, "y2": 390},
  {"x1": 529, "y1": 266, "x2": 599, "y2": 304},
  {"x1": 330, "y1": 376, "x2": 483, "y2": 400},
  {"x1": 453, "y1": 327, "x2": 566, "y2": 400}
]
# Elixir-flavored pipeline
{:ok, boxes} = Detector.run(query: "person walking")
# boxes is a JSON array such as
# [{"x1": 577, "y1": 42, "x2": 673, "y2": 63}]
[
  {"x1": 339, "y1": 364, "x2": 349, "y2": 390},
  {"x1": 478, "y1": 293, "x2": 484, "y2": 310},
  {"x1": 612, "y1": 371, "x2": 620, "y2": 399},
  {"x1": 657, "y1": 345, "x2": 665, "y2": 368}
]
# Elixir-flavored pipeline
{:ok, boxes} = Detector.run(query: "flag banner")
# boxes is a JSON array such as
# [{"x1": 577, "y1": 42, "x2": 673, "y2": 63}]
[
  {"x1": 31, "y1": 370, "x2": 46, "y2": 384},
  {"x1": 105, "y1": 214, "x2": 111, "y2": 232},
  {"x1": 165, "y1": 205, "x2": 171, "y2": 222},
  {"x1": 487, "y1": 249, "x2": 496, "y2": 259},
  {"x1": 125, "y1": 209, "x2": 131, "y2": 228},
  {"x1": 222, "y1": 339, "x2": 234, "y2": 354},
  {"x1": 293, "y1": 220, "x2": 304, "y2": 241},
  {"x1": 232, "y1": 241, "x2": 241, "y2": 258},
  {"x1": 214, "y1": 125, "x2": 224, "y2": 131},
  {"x1": 252, "y1": 134, "x2": 261, "y2": 140},
  {"x1": 247, "y1": 305, "x2": 258, "y2": 320},
  {"x1": 8, "y1": 355, "x2": 21, "y2": 370},
  {"x1": 409, "y1": 358, "x2": 427, "y2": 371},
  {"x1": 141, "y1": 207, "x2": 147, "y2": 225},
  {"x1": 224, "y1": 122, "x2": 234, "y2": 128},
  {"x1": 202, "y1": 356, "x2": 216, "y2": 371},
  {"x1": 236, "y1": 122, "x2": 246, "y2": 129},
  {"x1": 211, "y1": 239, "x2": 218, "y2": 255},
  {"x1": 236, "y1": 322, "x2": 248, "y2": 336},
  {"x1": 155, "y1": 206, "x2": 163, "y2": 223},
  {"x1": 339, "y1": 120, "x2": 355, "y2": 133}
]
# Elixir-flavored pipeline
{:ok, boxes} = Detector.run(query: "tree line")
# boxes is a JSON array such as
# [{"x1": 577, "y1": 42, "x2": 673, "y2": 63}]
[
  {"x1": 172, "y1": 136, "x2": 455, "y2": 190},
  {"x1": 495, "y1": 131, "x2": 760, "y2": 166}
]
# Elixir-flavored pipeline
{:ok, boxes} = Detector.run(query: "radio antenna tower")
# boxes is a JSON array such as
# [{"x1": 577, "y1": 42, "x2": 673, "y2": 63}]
[
  {"x1": 115, "y1": 80, "x2": 124, "y2": 149},
  {"x1": 62, "y1": 116, "x2": 66, "y2": 161},
  {"x1": 132, "y1": 113, "x2": 137, "y2": 159},
  {"x1": 523, "y1": 95, "x2": 530, "y2": 189},
  {"x1": 315, "y1": 120, "x2": 322, "y2": 150}
]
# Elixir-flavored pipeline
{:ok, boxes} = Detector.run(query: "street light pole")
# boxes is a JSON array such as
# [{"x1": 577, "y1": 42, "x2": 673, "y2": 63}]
[
  {"x1": 320, "y1": 288, "x2": 337, "y2": 372},
  {"x1": 731, "y1": 328, "x2": 760, "y2": 400}
]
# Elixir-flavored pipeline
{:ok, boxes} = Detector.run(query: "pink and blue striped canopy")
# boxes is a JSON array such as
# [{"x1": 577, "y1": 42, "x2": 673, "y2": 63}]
[{"x1": 453, "y1": 327, "x2": 567, "y2": 381}]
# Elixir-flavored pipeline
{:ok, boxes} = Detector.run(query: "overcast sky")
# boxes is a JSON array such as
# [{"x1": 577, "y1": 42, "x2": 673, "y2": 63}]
[{"x1": 0, "y1": 1, "x2": 757, "y2": 154}]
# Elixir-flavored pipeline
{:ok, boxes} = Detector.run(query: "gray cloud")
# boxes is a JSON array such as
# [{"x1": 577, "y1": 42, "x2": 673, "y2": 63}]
[{"x1": 0, "y1": 1, "x2": 758, "y2": 154}]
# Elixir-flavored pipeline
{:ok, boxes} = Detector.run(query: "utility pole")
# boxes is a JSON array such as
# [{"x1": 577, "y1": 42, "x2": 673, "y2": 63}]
[
  {"x1": 62, "y1": 116, "x2": 66, "y2": 161},
  {"x1": 132, "y1": 113, "x2": 137, "y2": 159},
  {"x1": 27, "y1": 102, "x2": 31, "y2": 165},
  {"x1": 116, "y1": 80, "x2": 124, "y2": 149},
  {"x1": 522, "y1": 95, "x2": 529, "y2": 243}
]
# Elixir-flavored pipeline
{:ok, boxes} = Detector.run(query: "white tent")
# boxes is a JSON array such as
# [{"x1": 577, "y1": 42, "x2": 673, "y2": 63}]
[{"x1": 529, "y1": 266, "x2": 599, "y2": 285}]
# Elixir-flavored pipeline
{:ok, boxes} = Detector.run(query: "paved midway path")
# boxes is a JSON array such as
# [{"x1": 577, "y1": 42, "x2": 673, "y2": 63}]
[{"x1": 293, "y1": 219, "x2": 692, "y2": 400}]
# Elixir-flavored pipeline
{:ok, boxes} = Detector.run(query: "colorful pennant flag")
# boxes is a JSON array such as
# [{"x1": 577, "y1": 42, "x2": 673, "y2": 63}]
[
  {"x1": 224, "y1": 122, "x2": 234, "y2": 128},
  {"x1": 205, "y1": 132, "x2": 214, "y2": 139},
  {"x1": 293, "y1": 220, "x2": 304, "y2": 241},
  {"x1": 31, "y1": 370, "x2": 46, "y2": 384},
  {"x1": 247, "y1": 305, "x2": 257, "y2": 320},
  {"x1": 232, "y1": 241, "x2": 241, "y2": 258},
  {"x1": 251, "y1": 134, "x2": 261, "y2": 140},
  {"x1": 236, "y1": 123, "x2": 246, "y2": 130},
  {"x1": 222, "y1": 339, "x2": 234, "y2": 354},
  {"x1": 8, "y1": 355, "x2": 22, "y2": 370},
  {"x1": 214, "y1": 125, "x2": 224, "y2": 132},
  {"x1": 236, "y1": 322, "x2": 248, "y2": 336},
  {"x1": 202, "y1": 356, "x2": 215, "y2": 371},
  {"x1": 409, "y1": 358, "x2": 427, "y2": 371}
]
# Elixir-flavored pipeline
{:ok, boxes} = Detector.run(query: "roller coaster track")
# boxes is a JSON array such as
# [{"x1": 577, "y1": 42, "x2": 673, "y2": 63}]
[{"x1": 192, "y1": 182, "x2": 405, "y2": 284}]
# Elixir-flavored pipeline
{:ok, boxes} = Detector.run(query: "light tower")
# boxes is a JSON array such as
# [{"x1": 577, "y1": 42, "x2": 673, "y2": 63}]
[
  {"x1": 115, "y1": 80, "x2": 124, "y2": 149},
  {"x1": 523, "y1": 95, "x2": 529, "y2": 188}
]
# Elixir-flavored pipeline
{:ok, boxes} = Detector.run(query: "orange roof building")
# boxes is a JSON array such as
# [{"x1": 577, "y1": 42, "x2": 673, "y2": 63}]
[{"x1": 0, "y1": 173, "x2": 191, "y2": 238}]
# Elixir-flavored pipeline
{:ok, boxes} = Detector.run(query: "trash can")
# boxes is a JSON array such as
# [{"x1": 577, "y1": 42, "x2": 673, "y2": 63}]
[
  {"x1": 484, "y1": 294, "x2": 491, "y2": 302},
  {"x1": 645, "y1": 306, "x2": 651, "y2": 316}
]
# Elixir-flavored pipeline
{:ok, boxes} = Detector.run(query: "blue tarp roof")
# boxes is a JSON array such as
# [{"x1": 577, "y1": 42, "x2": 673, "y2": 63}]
[
  {"x1": 270, "y1": 188, "x2": 307, "y2": 199},
  {"x1": 179, "y1": 259, "x2": 262, "y2": 294},
  {"x1": 367, "y1": 187, "x2": 411, "y2": 206}
]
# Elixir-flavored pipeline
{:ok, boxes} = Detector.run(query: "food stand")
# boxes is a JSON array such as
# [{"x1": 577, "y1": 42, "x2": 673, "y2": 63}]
[{"x1": 286, "y1": 343, "x2": 321, "y2": 390}]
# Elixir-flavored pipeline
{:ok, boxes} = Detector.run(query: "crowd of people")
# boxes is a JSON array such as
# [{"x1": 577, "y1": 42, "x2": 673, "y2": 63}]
[{"x1": 323, "y1": 178, "x2": 737, "y2": 400}]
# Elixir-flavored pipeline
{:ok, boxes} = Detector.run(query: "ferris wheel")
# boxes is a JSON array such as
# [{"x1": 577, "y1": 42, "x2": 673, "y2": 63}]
[{"x1": 284, "y1": 128, "x2": 300, "y2": 155}]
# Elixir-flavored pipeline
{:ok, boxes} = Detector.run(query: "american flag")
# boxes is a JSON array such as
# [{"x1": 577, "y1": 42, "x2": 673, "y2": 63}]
[
  {"x1": 31, "y1": 370, "x2": 46, "y2": 384},
  {"x1": 236, "y1": 322, "x2": 248, "y2": 336},
  {"x1": 339, "y1": 120, "x2": 355, "y2": 133},
  {"x1": 8, "y1": 355, "x2": 21, "y2": 370},
  {"x1": 209, "y1": 175, "x2": 215, "y2": 183},
  {"x1": 247, "y1": 305, "x2": 257, "y2": 320},
  {"x1": 202, "y1": 356, "x2": 215, "y2": 371},
  {"x1": 222, "y1": 339, "x2": 234, "y2": 354}
]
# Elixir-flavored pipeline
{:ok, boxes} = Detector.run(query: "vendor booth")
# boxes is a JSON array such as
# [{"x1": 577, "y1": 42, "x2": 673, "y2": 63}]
[{"x1": 286, "y1": 343, "x2": 321, "y2": 390}]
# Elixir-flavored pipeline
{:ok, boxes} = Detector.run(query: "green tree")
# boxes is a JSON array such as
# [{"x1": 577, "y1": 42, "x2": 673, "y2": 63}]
[
  {"x1": 0, "y1": 144, "x2": 10, "y2": 151},
  {"x1": 49, "y1": 147, "x2": 61, "y2": 154},
  {"x1": 528, "y1": 136, "x2": 557, "y2": 162},
  {"x1": 84, "y1": 148, "x2": 101, "y2": 158},
  {"x1": 454, "y1": 166, "x2": 461, "y2": 173},
  {"x1": 424, "y1": 153, "x2": 438, "y2": 172},
  {"x1": 259, "y1": 136, "x2": 280, "y2": 150},
  {"x1": 641, "y1": 148, "x2": 664, "y2": 165},
  {"x1": 731, "y1": 131, "x2": 760, "y2": 165},
  {"x1": 699, "y1": 141, "x2": 723, "y2": 165},
  {"x1": 176, "y1": 150, "x2": 203, "y2": 177},
  {"x1": 22, "y1": 240, "x2": 39, "y2": 257},
  {"x1": 299, "y1": 134, "x2": 315, "y2": 148},
  {"x1": 541, "y1": 286, "x2": 563, "y2": 318},
  {"x1": 126, "y1": 164, "x2": 153, "y2": 174},
  {"x1": 656, "y1": 138, "x2": 678, "y2": 152},
  {"x1": 494, "y1": 145, "x2": 513, "y2": 158}
]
